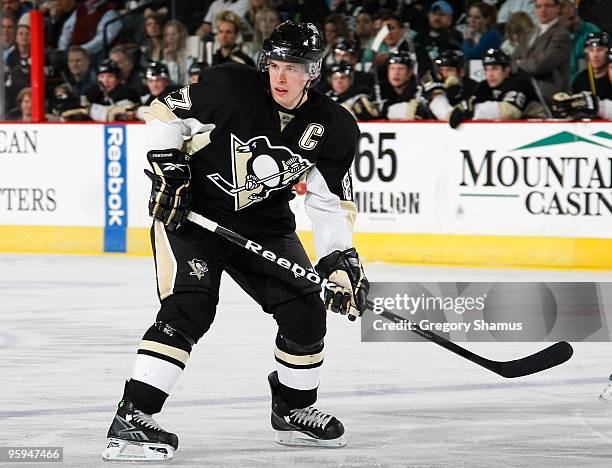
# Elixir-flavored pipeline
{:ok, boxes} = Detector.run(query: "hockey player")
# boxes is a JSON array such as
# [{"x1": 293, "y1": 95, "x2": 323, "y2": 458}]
[
  {"x1": 136, "y1": 62, "x2": 179, "y2": 120},
  {"x1": 323, "y1": 37, "x2": 374, "y2": 93},
  {"x1": 552, "y1": 32, "x2": 612, "y2": 119},
  {"x1": 102, "y1": 21, "x2": 370, "y2": 462},
  {"x1": 449, "y1": 48, "x2": 546, "y2": 128},
  {"x1": 326, "y1": 62, "x2": 380, "y2": 120},
  {"x1": 86, "y1": 59, "x2": 140, "y2": 122},
  {"x1": 188, "y1": 60, "x2": 208, "y2": 84},
  {"x1": 433, "y1": 49, "x2": 478, "y2": 106},
  {"x1": 380, "y1": 50, "x2": 431, "y2": 120}
]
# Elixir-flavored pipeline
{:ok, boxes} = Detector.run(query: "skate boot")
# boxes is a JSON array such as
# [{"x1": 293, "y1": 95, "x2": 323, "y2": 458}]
[
  {"x1": 102, "y1": 397, "x2": 178, "y2": 462},
  {"x1": 268, "y1": 371, "x2": 346, "y2": 448}
]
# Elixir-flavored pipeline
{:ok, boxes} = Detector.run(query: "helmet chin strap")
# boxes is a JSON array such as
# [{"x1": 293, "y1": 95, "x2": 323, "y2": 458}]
[{"x1": 289, "y1": 80, "x2": 311, "y2": 111}]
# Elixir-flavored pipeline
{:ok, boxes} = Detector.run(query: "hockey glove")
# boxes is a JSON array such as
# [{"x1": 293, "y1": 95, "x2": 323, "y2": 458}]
[
  {"x1": 351, "y1": 95, "x2": 380, "y2": 121},
  {"x1": 551, "y1": 92, "x2": 598, "y2": 120},
  {"x1": 449, "y1": 97, "x2": 474, "y2": 129},
  {"x1": 420, "y1": 71, "x2": 446, "y2": 102},
  {"x1": 315, "y1": 248, "x2": 370, "y2": 321},
  {"x1": 144, "y1": 149, "x2": 192, "y2": 231}
]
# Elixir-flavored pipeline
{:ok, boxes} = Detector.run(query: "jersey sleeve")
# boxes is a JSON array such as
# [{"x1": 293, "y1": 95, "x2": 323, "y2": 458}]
[
  {"x1": 143, "y1": 66, "x2": 232, "y2": 154},
  {"x1": 305, "y1": 114, "x2": 360, "y2": 260}
]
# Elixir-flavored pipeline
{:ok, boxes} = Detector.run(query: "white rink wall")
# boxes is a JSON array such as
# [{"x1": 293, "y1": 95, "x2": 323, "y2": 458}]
[{"x1": 1, "y1": 121, "x2": 611, "y2": 268}]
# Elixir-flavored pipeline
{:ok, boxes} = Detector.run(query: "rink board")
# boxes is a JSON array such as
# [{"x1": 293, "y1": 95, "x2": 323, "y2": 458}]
[{"x1": 1, "y1": 121, "x2": 611, "y2": 268}]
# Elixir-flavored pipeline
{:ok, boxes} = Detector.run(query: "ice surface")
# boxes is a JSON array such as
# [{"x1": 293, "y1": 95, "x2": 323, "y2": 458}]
[{"x1": 2, "y1": 254, "x2": 612, "y2": 467}]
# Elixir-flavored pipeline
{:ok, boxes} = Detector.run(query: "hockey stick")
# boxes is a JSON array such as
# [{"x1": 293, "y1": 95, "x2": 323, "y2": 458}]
[
  {"x1": 186, "y1": 211, "x2": 574, "y2": 378},
  {"x1": 208, "y1": 163, "x2": 310, "y2": 194}
]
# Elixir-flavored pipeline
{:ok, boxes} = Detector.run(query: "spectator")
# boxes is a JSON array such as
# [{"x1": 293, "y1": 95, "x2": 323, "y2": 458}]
[
  {"x1": 187, "y1": 60, "x2": 208, "y2": 84},
  {"x1": 462, "y1": 2, "x2": 502, "y2": 61},
  {"x1": 449, "y1": 48, "x2": 546, "y2": 128},
  {"x1": 43, "y1": 0, "x2": 76, "y2": 49},
  {"x1": 325, "y1": 62, "x2": 379, "y2": 120},
  {"x1": 6, "y1": 23, "x2": 28, "y2": 68},
  {"x1": 380, "y1": 50, "x2": 422, "y2": 120},
  {"x1": 241, "y1": 6, "x2": 280, "y2": 62},
  {"x1": 414, "y1": 1, "x2": 463, "y2": 72},
  {"x1": 243, "y1": 0, "x2": 275, "y2": 42},
  {"x1": 58, "y1": 0, "x2": 121, "y2": 63},
  {"x1": 197, "y1": 0, "x2": 249, "y2": 37},
  {"x1": 9, "y1": 86, "x2": 32, "y2": 121},
  {"x1": 512, "y1": 0, "x2": 571, "y2": 103},
  {"x1": 354, "y1": 11, "x2": 375, "y2": 68},
  {"x1": 2, "y1": 0, "x2": 32, "y2": 22},
  {"x1": 5, "y1": 24, "x2": 30, "y2": 112},
  {"x1": 212, "y1": 11, "x2": 255, "y2": 67},
  {"x1": 139, "y1": 13, "x2": 164, "y2": 68},
  {"x1": 161, "y1": 19, "x2": 191, "y2": 85},
  {"x1": 136, "y1": 62, "x2": 178, "y2": 120},
  {"x1": 500, "y1": 12, "x2": 535, "y2": 56},
  {"x1": 2, "y1": 14, "x2": 16, "y2": 65},
  {"x1": 109, "y1": 46, "x2": 147, "y2": 96},
  {"x1": 559, "y1": 0, "x2": 600, "y2": 82},
  {"x1": 498, "y1": 0, "x2": 537, "y2": 27},
  {"x1": 65, "y1": 45, "x2": 96, "y2": 96},
  {"x1": 370, "y1": 11, "x2": 413, "y2": 70},
  {"x1": 86, "y1": 59, "x2": 140, "y2": 122},
  {"x1": 322, "y1": 14, "x2": 351, "y2": 71}
]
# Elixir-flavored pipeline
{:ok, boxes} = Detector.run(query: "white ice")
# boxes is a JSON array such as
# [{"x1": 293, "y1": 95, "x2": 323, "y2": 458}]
[{"x1": 2, "y1": 253, "x2": 612, "y2": 467}]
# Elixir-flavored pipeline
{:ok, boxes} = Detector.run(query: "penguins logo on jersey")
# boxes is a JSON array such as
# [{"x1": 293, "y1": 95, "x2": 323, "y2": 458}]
[{"x1": 208, "y1": 134, "x2": 312, "y2": 210}]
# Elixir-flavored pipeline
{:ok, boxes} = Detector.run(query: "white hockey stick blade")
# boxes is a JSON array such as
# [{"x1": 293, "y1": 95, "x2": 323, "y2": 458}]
[
  {"x1": 102, "y1": 438, "x2": 174, "y2": 462},
  {"x1": 274, "y1": 431, "x2": 347, "y2": 448},
  {"x1": 599, "y1": 382, "x2": 612, "y2": 401}
]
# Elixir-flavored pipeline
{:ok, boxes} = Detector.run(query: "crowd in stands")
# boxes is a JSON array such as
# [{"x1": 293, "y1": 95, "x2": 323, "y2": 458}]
[{"x1": 0, "y1": 0, "x2": 610, "y2": 124}]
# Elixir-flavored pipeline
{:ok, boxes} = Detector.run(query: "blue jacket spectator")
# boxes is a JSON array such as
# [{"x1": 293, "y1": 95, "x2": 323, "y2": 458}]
[{"x1": 462, "y1": 2, "x2": 502, "y2": 60}]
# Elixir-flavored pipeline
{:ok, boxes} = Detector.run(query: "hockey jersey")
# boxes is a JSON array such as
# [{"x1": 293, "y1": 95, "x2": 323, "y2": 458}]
[
  {"x1": 145, "y1": 63, "x2": 360, "y2": 259},
  {"x1": 471, "y1": 74, "x2": 544, "y2": 119}
]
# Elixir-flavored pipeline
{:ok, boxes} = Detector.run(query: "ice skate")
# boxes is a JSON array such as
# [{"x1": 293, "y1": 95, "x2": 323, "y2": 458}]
[
  {"x1": 268, "y1": 371, "x2": 347, "y2": 448},
  {"x1": 102, "y1": 397, "x2": 178, "y2": 462}
]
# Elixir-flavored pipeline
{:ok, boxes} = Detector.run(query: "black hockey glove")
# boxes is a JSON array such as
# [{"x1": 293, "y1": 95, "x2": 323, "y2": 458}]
[
  {"x1": 552, "y1": 91, "x2": 598, "y2": 120},
  {"x1": 144, "y1": 149, "x2": 192, "y2": 231},
  {"x1": 420, "y1": 71, "x2": 446, "y2": 102},
  {"x1": 352, "y1": 95, "x2": 380, "y2": 121},
  {"x1": 449, "y1": 97, "x2": 474, "y2": 129},
  {"x1": 315, "y1": 248, "x2": 370, "y2": 321}
]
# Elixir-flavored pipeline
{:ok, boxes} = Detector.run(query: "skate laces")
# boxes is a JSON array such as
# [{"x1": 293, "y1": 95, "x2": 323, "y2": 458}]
[
  {"x1": 133, "y1": 410, "x2": 163, "y2": 431},
  {"x1": 289, "y1": 407, "x2": 333, "y2": 429}
]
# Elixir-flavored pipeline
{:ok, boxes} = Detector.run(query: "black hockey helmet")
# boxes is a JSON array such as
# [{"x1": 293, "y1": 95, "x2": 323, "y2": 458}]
[
  {"x1": 482, "y1": 48, "x2": 511, "y2": 67},
  {"x1": 434, "y1": 49, "x2": 464, "y2": 69},
  {"x1": 330, "y1": 62, "x2": 354, "y2": 79},
  {"x1": 96, "y1": 59, "x2": 120, "y2": 76},
  {"x1": 257, "y1": 20, "x2": 324, "y2": 81},
  {"x1": 145, "y1": 61, "x2": 170, "y2": 80},
  {"x1": 334, "y1": 37, "x2": 359, "y2": 55},
  {"x1": 386, "y1": 50, "x2": 413, "y2": 68},
  {"x1": 188, "y1": 60, "x2": 208, "y2": 76},
  {"x1": 585, "y1": 31, "x2": 610, "y2": 49}
]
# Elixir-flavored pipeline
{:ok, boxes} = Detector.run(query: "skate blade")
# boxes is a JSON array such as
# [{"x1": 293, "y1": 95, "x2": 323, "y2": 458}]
[
  {"x1": 102, "y1": 438, "x2": 174, "y2": 462},
  {"x1": 600, "y1": 384, "x2": 612, "y2": 401},
  {"x1": 275, "y1": 430, "x2": 347, "y2": 448}
]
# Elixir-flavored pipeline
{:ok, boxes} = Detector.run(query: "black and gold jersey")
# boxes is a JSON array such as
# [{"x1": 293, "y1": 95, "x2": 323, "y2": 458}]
[{"x1": 145, "y1": 63, "x2": 360, "y2": 257}]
